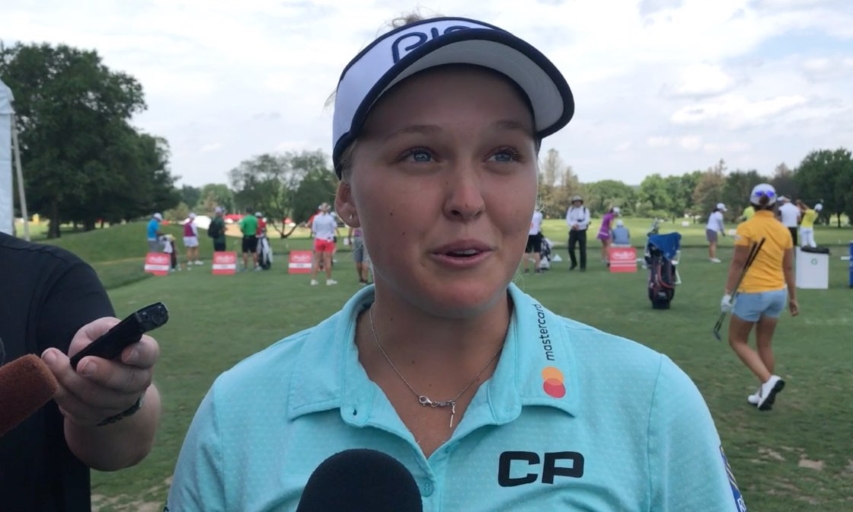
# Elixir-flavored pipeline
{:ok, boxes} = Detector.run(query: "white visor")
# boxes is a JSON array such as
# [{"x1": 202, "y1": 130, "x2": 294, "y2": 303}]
[
  {"x1": 331, "y1": 17, "x2": 574, "y2": 177},
  {"x1": 749, "y1": 184, "x2": 777, "y2": 206}
]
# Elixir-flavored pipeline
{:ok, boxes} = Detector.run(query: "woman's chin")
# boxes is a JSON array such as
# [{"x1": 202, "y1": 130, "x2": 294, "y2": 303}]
[{"x1": 412, "y1": 277, "x2": 512, "y2": 319}]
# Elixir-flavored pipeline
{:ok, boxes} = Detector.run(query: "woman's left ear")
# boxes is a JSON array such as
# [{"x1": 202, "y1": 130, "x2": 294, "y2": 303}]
[{"x1": 336, "y1": 182, "x2": 359, "y2": 227}]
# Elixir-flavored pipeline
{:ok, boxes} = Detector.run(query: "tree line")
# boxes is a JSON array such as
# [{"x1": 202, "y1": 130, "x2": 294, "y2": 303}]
[
  {"x1": 537, "y1": 149, "x2": 853, "y2": 227},
  {"x1": 2, "y1": 42, "x2": 850, "y2": 239},
  {"x1": 162, "y1": 150, "x2": 339, "y2": 239},
  {"x1": 0, "y1": 42, "x2": 180, "y2": 238}
]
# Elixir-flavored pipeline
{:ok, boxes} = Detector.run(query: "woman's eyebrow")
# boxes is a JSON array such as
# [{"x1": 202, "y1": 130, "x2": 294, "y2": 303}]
[
  {"x1": 381, "y1": 124, "x2": 443, "y2": 143},
  {"x1": 380, "y1": 119, "x2": 533, "y2": 143},
  {"x1": 489, "y1": 118, "x2": 534, "y2": 136}
]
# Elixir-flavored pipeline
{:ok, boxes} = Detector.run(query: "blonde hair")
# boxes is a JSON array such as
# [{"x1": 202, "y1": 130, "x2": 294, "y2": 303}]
[{"x1": 387, "y1": 9, "x2": 436, "y2": 29}]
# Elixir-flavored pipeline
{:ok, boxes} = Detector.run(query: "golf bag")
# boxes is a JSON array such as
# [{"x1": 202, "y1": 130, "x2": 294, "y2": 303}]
[
  {"x1": 257, "y1": 235, "x2": 273, "y2": 270},
  {"x1": 538, "y1": 236, "x2": 556, "y2": 270},
  {"x1": 645, "y1": 232, "x2": 681, "y2": 310}
]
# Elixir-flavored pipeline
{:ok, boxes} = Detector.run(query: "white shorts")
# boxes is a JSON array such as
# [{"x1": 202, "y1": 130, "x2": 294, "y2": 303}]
[{"x1": 183, "y1": 236, "x2": 199, "y2": 248}]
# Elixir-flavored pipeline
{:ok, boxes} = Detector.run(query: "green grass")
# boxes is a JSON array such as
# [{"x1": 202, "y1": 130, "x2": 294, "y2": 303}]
[
  {"x1": 13, "y1": 219, "x2": 853, "y2": 510},
  {"x1": 69, "y1": 225, "x2": 852, "y2": 511}
]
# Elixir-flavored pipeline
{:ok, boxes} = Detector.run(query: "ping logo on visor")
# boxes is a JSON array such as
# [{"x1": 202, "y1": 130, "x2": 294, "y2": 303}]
[
  {"x1": 391, "y1": 24, "x2": 474, "y2": 63},
  {"x1": 331, "y1": 16, "x2": 575, "y2": 177}
]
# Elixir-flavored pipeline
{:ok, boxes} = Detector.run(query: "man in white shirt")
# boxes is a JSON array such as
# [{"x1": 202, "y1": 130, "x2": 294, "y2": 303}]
[
  {"x1": 777, "y1": 196, "x2": 801, "y2": 246},
  {"x1": 524, "y1": 209, "x2": 544, "y2": 273},
  {"x1": 565, "y1": 195, "x2": 590, "y2": 271}
]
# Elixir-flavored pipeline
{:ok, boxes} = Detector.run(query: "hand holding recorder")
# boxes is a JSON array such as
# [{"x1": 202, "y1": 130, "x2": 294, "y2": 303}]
[{"x1": 41, "y1": 303, "x2": 167, "y2": 427}]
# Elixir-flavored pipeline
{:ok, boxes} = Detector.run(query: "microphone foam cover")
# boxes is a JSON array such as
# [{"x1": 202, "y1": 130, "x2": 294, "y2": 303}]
[
  {"x1": 296, "y1": 448, "x2": 423, "y2": 512},
  {"x1": 0, "y1": 354, "x2": 60, "y2": 437}
]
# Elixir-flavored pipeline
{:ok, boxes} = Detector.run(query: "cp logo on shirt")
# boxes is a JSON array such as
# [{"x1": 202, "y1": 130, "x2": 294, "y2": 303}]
[{"x1": 498, "y1": 451, "x2": 585, "y2": 487}]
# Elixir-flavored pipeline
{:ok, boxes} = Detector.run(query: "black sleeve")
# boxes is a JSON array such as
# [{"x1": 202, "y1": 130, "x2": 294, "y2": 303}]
[{"x1": 36, "y1": 262, "x2": 116, "y2": 354}]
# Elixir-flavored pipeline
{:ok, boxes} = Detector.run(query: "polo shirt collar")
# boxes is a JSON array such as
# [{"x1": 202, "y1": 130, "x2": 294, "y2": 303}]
[{"x1": 286, "y1": 284, "x2": 579, "y2": 425}]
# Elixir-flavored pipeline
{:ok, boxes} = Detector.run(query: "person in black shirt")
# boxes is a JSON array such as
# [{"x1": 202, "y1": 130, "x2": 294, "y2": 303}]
[{"x1": 0, "y1": 232, "x2": 162, "y2": 512}]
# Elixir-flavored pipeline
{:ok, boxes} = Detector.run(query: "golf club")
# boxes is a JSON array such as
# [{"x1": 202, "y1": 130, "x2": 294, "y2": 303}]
[{"x1": 713, "y1": 237, "x2": 766, "y2": 341}]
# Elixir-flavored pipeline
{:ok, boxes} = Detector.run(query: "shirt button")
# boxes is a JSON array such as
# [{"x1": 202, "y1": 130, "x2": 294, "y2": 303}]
[{"x1": 420, "y1": 481, "x2": 434, "y2": 496}]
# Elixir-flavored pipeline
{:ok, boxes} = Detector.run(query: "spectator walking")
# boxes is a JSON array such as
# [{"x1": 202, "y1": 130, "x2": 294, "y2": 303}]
[
  {"x1": 565, "y1": 195, "x2": 590, "y2": 271},
  {"x1": 721, "y1": 184, "x2": 797, "y2": 411}
]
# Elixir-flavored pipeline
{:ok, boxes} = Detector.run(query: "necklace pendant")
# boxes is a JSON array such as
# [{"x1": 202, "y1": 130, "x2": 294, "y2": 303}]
[{"x1": 449, "y1": 401, "x2": 457, "y2": 428}]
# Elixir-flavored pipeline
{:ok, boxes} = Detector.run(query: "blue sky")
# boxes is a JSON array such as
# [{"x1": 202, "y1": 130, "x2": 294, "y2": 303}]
[{"x1": 1, "y1": 0, "x2": 851, "y2": 187}]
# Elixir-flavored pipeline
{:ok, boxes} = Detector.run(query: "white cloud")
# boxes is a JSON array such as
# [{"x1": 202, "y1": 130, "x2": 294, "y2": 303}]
[
  {"x1": 670, "y1": 94, "x2": 809, "y2": 127},
  {"x1": 0, "y1": 0, "x2": 851, "y2": 186},
  {"x1": 679, "y1": 136, "x2": 703, "y2": 150},
  {"x1": 703, "y1": 141, "x2": 751, "y2": 153},
  {"x1": 667, "y1": 64, "x2": 737, "y2": 97},
  {"x1": 647, "y1": 136, "x2": 672, "y2": 147},
  {"x1": 801, "y1": 56, "x2": 853, "y2": 81}
]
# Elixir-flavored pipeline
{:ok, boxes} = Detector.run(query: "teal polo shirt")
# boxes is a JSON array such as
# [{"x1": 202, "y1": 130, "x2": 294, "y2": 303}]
[{"x1": 166, "y1": 284, "x2": 746, "y2": 511}]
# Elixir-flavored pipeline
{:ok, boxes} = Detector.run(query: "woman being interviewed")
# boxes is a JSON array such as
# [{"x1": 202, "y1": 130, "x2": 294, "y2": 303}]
[
  {"x1": 721, "y1": 184, "x2": 798, "y2": 411},
  {"x1": 167, "y1": 14, "x2": 745, "y2": 511}
]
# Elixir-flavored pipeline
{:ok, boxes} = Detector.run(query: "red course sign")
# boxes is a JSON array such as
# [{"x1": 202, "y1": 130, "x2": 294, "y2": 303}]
[
  {"x1": 144, "y1": 253, "x2": 170, "y2": 276},
  {"x1": 288, "y1": 250, "x2": 313, "y2": 274},
  {"x1": 212, "y1": 251, "x2": 237, "y2": 275},
  {"x1": 608, "y1": 247, "x2": 638, "y2": 273}
]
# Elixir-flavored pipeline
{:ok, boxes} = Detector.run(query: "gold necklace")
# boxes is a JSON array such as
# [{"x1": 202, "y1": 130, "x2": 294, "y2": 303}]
[{"x1": 368, "y1": 306, "x2": 503, "y2": 428}]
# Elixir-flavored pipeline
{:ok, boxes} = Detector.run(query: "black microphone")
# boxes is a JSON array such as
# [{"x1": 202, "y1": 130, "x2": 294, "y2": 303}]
[{"x1": 296, "y1": 448, "x2": 424, "y2": 512}]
